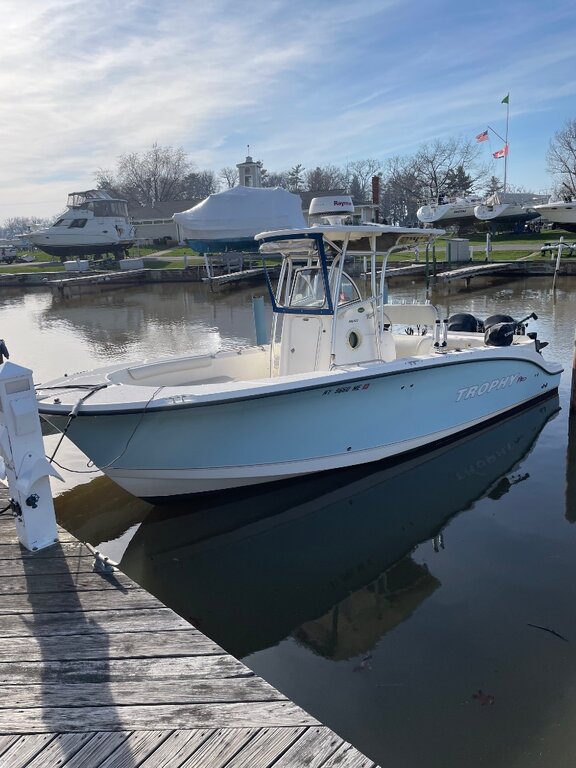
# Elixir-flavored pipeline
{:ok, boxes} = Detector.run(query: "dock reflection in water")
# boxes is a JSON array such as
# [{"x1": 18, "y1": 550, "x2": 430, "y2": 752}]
[{"x1": 116, "y1": 394, "x2": 559, "y2": 660}]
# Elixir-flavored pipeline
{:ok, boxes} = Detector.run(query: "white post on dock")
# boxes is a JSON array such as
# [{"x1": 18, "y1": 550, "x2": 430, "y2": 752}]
[
  {"x1": 552, "y1": 236, "x2": 564, "y2": 292},
  {"x1": 0, "y1": 361, "x2": 62, "y2": 551}
]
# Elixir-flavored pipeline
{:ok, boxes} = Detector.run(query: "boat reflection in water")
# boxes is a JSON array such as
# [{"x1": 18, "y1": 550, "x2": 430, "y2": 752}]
[{"x1": 118, "y1": 394, "x2": 559, "y2": 661}]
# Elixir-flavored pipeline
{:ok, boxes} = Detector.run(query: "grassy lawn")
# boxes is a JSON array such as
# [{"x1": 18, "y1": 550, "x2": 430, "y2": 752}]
[{"x1": 1, "y1": 229, "x2": 574, "y2": 275}]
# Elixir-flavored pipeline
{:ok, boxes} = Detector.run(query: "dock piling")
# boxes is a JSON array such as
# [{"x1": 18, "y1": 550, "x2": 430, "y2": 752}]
[
  {"x1": 0, "y1": 361, "x2": 61, "y2": 550},
  {"x1": 571, "y1": 329, "x2": 576, "y2": 413},
  {"x1": 252, "y1": 296, "x2": 269, "y2": 345}
]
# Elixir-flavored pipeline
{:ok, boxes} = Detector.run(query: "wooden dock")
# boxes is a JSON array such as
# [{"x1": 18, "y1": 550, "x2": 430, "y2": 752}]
[
  {"x1": 206, "y1": 268, "x2": 269, "y2": 292},
  {"x1": 0, "y1": 485, "x2": 379, "y2": 767},
  {"x1": 431, "y1": 260, "x2": 512, "y2": 285}
]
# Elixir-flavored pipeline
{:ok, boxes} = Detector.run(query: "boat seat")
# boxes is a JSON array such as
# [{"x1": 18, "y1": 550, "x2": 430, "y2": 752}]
[
  {"x1": 393, "y1": 334, "x2": 434, "y2": 358},
  {"x1": 444, "y1": 334, "x2": 486, "y2": 350}
]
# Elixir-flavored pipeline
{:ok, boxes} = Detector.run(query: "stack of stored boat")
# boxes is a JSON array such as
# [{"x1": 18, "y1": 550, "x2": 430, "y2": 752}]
[{"x1": 416, "y1": 196, "x2": 483, "y2": 229}]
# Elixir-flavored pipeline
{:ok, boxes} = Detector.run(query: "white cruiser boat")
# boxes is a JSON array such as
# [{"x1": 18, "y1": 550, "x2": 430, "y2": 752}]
[
  {"x1": 416, "y1": 196, "x2": 483, "y2": 229},
  {"x1": 532, "y1": 197, "x2": 576, "y2": 233},
  {"x1": 36, "y1": 197, "x2": 562, "y2": 502},
  {"x1": 26, "y1": 190, "x2": 135, "y2": 259},
  {"x1": 474, "y1": 192, "x2": 547, "y2": 227}
]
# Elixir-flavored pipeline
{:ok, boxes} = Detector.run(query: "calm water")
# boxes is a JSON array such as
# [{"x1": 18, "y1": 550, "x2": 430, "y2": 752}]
[{"x1": 3, "y1": 276, "x2": 576, "y2": 768}]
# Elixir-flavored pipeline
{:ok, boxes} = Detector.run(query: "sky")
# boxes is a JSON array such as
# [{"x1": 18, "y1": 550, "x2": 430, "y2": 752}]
[{"x1": 1, "y1": 0, "x2": 575, "y2": 222}]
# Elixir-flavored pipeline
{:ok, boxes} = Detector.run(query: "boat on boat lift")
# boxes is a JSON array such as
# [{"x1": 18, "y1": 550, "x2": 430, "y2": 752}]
[
  {"x1": 36, "y1": 196, "x2": 562, "y2": 502},
  {"x1": 25, "y1": 190, "x2": 135, "y2": 259}
]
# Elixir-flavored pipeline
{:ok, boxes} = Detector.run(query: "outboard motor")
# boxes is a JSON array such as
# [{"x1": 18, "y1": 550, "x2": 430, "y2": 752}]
[
  {"x1": 447, "y1": 313, "x2": 484, "y2": 332},
  {"x1": 484, "y1": 314, "x2": 515, "y2": 329},
  {"x1": 485, "y1": 312, "x2": 537, "y2": 335},
  {"x1": 485, "y1": 322, "x2": 515, "y2": 347}
]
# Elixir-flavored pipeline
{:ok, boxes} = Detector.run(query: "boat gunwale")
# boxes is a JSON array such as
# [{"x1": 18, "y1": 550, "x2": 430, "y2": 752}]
[{"x1": 36, "y1": 345, "x2": 563, "y2": 418}]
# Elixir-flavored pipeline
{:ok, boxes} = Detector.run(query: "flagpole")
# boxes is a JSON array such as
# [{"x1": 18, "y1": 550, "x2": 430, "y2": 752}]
[{"x1": 503, "y1": 94, "x2": 509, "y2": 192}]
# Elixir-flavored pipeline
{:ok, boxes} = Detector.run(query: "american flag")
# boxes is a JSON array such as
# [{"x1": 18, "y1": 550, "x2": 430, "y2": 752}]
[{"x1": 476, "y1": 130, "x2": 489, "y2": 142}]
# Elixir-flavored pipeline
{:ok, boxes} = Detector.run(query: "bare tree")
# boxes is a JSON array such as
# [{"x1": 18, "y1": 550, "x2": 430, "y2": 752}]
[
  {"x1": 381, "y1": 156, "x2": 423, "y2": 225},
  {"x1": 219, "y1": 167, "x2": 239, "y2": 189},
  {"x1": 183, "y1": 170, "x2": 218, "y2": 199},
  {"x1": 260, "y1": 170, "x2": 290, "y2": 188},
  {"x1": 546, "y1": 118, "x2": 576, "y2": 198},
  {"x1": 2, "y1": 216, "x2": 52, "y2": 237},
  {"x1": 344, "y1": 159, "x2": 382, "y2": 201},
  {"x1": 304, "y1": 165, "x2": 347, "y2": 192},
  {"x1": 95, "y1": 143, "x2": 192, "y2": 205},
  {"x1": 412, "y1": 138, "x2": 488, "y2": 200}
]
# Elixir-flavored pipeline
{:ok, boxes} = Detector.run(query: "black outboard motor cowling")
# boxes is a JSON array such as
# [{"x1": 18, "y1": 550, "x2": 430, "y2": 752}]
[
  {"x1": 447, "y1": 313, "x2": 484, "y2": 332},
  {"x1": 484, "y1": 322, "x2": 515, "y2": 347},
  {"x1": 485, "y1": 313, "x2": 536, "y2": 335},
  {"x1": 484, "y1": 314, "x2": 515, "y2": 329}
]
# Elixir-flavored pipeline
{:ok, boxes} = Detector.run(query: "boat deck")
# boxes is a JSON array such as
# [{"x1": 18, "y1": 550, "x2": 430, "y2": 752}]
[{"x1": 0, "y1": 484, "x2": 379, "y2": 767}]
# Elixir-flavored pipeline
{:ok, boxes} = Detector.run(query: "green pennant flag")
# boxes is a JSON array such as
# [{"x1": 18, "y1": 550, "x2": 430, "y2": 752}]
[{"x1": 502, "y1": 94, "x2": 509, "y2": 104}]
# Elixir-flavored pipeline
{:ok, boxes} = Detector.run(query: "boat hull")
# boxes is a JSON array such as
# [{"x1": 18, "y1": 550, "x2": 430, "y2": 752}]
[
  {"x1": 416, "y1": 203, "x2": 479, "y2": 229},
  {"x1": 474, "y1": 203, "x2": 539, "y2": 225},
  {"x1": 533, "y1": 203, "x2": 576, "y2": 233},
  {"x1": 39, "y1": 350, "x2": 562, "y2": 501},
  {"x1": 184, "y1": 237, "x2": 260, "y2": 253},
  {"x1": 29, "y1": 240, "x2": 136, "y2": 258}
]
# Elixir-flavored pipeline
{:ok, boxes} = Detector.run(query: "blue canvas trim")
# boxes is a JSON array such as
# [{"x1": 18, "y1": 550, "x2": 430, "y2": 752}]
[{"x1": 259, "y1": 232, "x2": 335, "y2": 316}]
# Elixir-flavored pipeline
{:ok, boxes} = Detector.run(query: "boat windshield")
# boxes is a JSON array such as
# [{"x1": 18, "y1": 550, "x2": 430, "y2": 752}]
[
  {"x1": 289, "y1": 267, "x2": 328, "y2": 308},
  {"x1": 260, "y1": 232, "x2": 335, "y2": 316}
]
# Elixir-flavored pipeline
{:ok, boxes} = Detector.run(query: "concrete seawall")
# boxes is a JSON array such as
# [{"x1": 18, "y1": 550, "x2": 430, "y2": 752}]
[{"x1": 1, "y1": 259, "x2": 576, "y2": 292}]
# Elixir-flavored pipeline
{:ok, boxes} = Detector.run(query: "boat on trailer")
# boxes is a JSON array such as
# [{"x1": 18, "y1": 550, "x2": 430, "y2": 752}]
[{"x1": 36, "y1": 198, "x2": 562, "y2": 502}]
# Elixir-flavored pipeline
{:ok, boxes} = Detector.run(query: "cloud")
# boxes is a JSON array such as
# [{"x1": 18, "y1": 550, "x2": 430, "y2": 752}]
[{"x1": 0, "y1": 0, "x2": 575, "y2": 218}]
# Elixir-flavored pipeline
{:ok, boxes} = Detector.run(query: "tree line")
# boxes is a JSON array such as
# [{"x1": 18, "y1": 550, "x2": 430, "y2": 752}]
[{"x1": 3, "y1": 119, "x2": 575, "y2": 237}]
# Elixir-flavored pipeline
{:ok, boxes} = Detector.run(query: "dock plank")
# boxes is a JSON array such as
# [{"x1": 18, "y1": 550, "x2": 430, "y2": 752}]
[
  {"x1": 47, "y1": 732, "x2": 132, "y2": 768},
  {"x1": 95, "y1": 730, "x2": 170, "y2": 767},
  {"x1": 175, "y1": 726, "x2": 258, "y2": 767},
  {"x1": 18, "y1": 732, "x2": 94, "y2": 767},
  {"x1": 0, "y1": 586, "x2": 162, "y2": 613},
  {"x1": 0, "y1": 629, "x2": 222, "y2": 662},
  {"x1": 0, "y1": 734, "x2": 56, "y2": 767},
  {"x1": 0, "y1": 553, "x2": 99, "y2": 577},
  {"x1": 323, "y1": 743, "x2": 378, "y2": 767},
  {"x1": 0, "y1": 571, "x2": 138, "y2": 594},
  {"x1": 0, "y1": 654, "x2": 251, "y2": 685},
  {"x1": 137, "y1": 729, "x2": 215, "y2": 767},
  {"x1": 0, "y1": 734, "x2": 20, "y2": 756},
  {"x1": 0, "y1": 701, "x2": 317, "y2": 733},
  {"x1": 0, "y1": 677, "x2": 286, "y2": 709},
  {"x1": 272, "y1": 727, "x2": 343, "y2": 767},
  {"x1": 0, "y1": 539, "x2": 90, "y2": 559},
  {"x1": 0, "y1": 607, "x2": 192, "y2": 637},
  {"x1": 224, "y1": 726, "x2": 306, "y2": 767}
]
